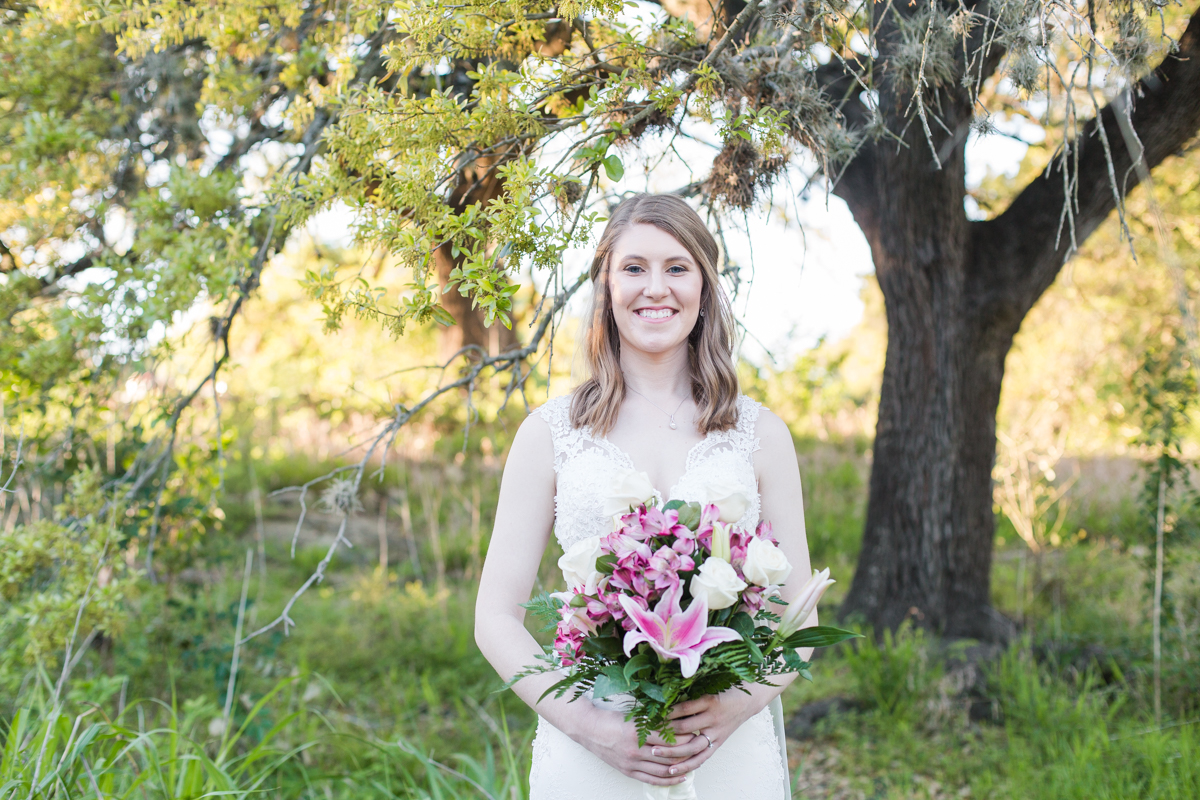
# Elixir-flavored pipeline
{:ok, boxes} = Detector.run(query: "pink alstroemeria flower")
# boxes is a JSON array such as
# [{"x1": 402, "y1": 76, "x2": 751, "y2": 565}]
[
  {"x1": 618, "y1": 584, "x2": 741, "y2": 678},
  {"x1": 755, "y1": 520, "x2": 779, "y2": 545},
  {"x1": 695, "y1": 504, "x2": 723, "y2": 550},
  {"x1": 604, "y1": 529, "x2": 653, "y2": 561},
  {"x1": 644, "y1": 545, "x2": 695, "y2": 592},
  {"x1": 641, "y1": 507, "x2": 690, "y2": 539}
]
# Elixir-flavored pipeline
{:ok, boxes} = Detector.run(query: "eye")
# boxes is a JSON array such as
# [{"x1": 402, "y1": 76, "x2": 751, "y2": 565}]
[
  {"x1": 623, "y1": 263, "x2": 646, "y2": 274},
  {"x1": 667, "y1": 264, "x2": 688, "y2": 274}
]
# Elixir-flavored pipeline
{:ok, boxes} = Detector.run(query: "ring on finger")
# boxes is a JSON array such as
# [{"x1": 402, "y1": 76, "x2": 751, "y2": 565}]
[{"x1": 699, "y1": 732, "x2": 715, "y2": 749}]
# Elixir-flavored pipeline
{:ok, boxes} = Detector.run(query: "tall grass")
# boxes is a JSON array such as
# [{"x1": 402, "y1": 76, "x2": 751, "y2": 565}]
[
  {"x1": 988, "y1": 646, "x2": 1200, "y2": 798},
  {"x1": 0, "y1": 679, "x2": 306, "y2": 799},
  {"x1": 0, "y1": 675, "x2": 533, "y2": 800}
]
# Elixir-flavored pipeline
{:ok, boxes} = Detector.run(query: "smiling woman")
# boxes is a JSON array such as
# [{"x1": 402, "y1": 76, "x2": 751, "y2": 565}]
[
  {"x1": 571, "y1": 194, "x2": 740, "y2": 438},
  {"x1": 475, "y1": 194, "x2": 812, "y2": 800}
]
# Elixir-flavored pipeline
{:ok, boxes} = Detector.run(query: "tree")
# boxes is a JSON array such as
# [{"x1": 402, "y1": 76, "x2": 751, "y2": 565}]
[
  {"x1": 833, "y1": 5, "x2": 1200, "y2": 639},
  {"x1": 3, "y1": 0, "x2": 1199, "y2": 641}
]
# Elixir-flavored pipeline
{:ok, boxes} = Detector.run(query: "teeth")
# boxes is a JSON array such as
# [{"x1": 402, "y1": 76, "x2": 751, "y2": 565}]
[{"x1": 637, "y1": 308, "x2": 674, "y2": 319}]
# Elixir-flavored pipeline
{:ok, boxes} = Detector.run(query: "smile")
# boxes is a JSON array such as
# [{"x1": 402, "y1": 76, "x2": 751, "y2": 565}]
[{"x1": 636, "y1": 308, "x2": 677, "y2": 320}]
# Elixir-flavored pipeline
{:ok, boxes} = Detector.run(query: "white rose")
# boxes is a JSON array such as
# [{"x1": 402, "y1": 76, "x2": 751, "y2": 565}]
[
  {"x1": 742, "y1": 537, "x2": 793, "y2": 587},
  {"x1": 603, "y1": 467, "x2": 658, "y2": 518},
  {"x1": 700, "y1": 475, "x2": 752, "y2": 523},
  {"x1": 689, "y1": 557, "x2": 747, "y2": 611},
  {"x1": 558, "y1": 536, "x2": 604, "y2": 594}
]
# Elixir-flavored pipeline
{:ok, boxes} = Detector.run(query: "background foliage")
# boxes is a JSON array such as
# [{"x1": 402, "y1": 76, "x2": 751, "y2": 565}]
[{"x1": 2, "y1": 0, "x2": 1199, "y2": 796}]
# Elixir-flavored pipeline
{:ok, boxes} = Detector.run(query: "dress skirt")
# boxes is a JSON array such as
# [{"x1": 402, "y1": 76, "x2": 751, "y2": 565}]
[{"x1": 528, "y1": 696, "x2": 791, "y2": 800}]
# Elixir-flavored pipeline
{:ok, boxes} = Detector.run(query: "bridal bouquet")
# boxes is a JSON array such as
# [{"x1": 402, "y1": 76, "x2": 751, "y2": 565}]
[{"x1": 516, "y1": 473, "x2": 858, "y2": 748}]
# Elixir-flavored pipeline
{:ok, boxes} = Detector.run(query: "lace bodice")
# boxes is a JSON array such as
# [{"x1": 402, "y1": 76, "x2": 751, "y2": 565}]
[
  {"x1": 528, "y1": 393, "x2": 791, "y2": 799},
  {"x1": 535, "y1": 394, "x2": 764, "y2": 551}
]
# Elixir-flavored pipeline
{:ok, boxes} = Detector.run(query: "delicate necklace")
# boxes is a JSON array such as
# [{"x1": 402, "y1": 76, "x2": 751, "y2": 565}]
[{"x1": 627, "y1": 386, "x2": 689, "y2": 430}]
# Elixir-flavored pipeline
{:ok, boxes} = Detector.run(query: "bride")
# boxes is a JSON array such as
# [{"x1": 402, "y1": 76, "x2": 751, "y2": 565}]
[{"x1": 476, "y1": 194, "x2": 815, "y2": 799}]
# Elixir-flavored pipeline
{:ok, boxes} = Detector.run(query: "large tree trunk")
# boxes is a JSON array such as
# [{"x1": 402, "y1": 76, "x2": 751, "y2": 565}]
[
  {"x1": 831, "y1": 5, "x2": 1200, "y2": 639},
  {"x1": 833, "y1": 47, "x2": 1015, "y2": 638},
  {"x1": 842, "y1": 133, "x2": 1001, "y2": 639}
]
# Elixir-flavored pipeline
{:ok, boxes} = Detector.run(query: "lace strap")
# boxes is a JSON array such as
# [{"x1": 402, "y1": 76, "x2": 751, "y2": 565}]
[
  {"x1": 533, "y1": 394, "x2": 577, "y2": 472},
  {"x1": 735, "y1": 395, "x2": 764, "y2": 460}
]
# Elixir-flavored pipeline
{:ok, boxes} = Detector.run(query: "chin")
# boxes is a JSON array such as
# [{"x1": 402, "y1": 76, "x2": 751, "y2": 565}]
[{"x1": 624, "y1": 332, "x2": 690, "y2": 354}]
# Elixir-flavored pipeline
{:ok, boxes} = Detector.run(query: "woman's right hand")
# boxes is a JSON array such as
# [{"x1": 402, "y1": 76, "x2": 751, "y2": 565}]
[{"x1": 572, "y1": 706, "x2": 712, "y2": 786}]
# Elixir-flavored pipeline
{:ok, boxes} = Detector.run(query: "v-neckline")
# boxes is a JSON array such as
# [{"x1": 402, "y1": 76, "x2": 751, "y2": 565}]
[{"x1": 595, "y1": 430, "x2": 714, "y2": 501}]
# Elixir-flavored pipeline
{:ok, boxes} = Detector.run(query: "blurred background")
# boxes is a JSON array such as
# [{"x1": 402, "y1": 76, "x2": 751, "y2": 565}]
[{"x1": 2, "y1": 1, "x2": 1199, "y2": 798}]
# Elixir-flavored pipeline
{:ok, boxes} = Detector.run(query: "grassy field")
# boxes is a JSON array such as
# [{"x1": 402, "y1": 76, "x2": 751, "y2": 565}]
[{"x1": 4, "y1": 439, "x2": 1198, "y2": 799}]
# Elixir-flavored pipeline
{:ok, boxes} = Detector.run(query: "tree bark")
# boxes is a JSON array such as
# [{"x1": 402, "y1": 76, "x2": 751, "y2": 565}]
[{"x1": 833, "y1": 6, "x2": 1200, "y2": 639}]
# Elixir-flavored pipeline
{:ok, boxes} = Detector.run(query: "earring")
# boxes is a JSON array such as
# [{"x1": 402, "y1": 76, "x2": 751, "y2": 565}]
[{"x1": 700, "y1": 309, "x2": 705, "y2": 317}]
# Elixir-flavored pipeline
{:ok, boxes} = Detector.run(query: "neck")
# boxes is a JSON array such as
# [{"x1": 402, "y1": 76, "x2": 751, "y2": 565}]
[{"x1": 619, "y1": 342, "x2": 691, "y2": 400}]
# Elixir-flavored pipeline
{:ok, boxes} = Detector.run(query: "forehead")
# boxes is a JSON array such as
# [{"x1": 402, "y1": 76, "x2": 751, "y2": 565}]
[{"x1": 610, "y1": 223, "x2": 694, "y2": 262}]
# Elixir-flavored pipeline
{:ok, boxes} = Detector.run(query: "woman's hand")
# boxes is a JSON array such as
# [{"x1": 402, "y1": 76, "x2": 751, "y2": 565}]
[
  {"x1": 651, "y1": 691, "x2": 764, "y2": 775},
  {"x1": 574, "y1": 706, "x2": 708, "y2": 786}
]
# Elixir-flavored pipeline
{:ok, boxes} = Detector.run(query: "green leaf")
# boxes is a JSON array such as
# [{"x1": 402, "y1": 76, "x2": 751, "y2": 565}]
[
  {"x1": 520, "y1": 591, "x2": 566, "y2": 632},
  {"x1": 582, "y1": 636, "x2": 624, "y2": 658},
  {"x1": 783, "y1": 625, "x2": 863, "y2": 650},
  {"x1": 537, "y1": 672, "x2": 587, "y2": 703},
  {"x1": 638, "y1": 681, "x2": 667, "y2": 703},
  {"x1": 782, "y1": 649, "x2": 807, "y2": 672},
  {"x1": 593, "y1": 666, "x2": 631, "y2": 699},
  {"x1": 602, "y1": 154, "x2": 624, "y2": 181},
  {"x1": 624, "y1": 653, "x2": 653, "y2": 682},
  {"x1": 662, "y1": 499, "x2": 685, "y2": 511},
  {"x1": 596, "y1": 553, "x2": 618, "y2": 574},
  {"x1": 569, "y1": 593, "x2": 589, "y2": 607},
  {"x1": 729, "y1": 612, "x2": 755, "y2": 641},
  {"x1": 676, "y1": 502, "x2": 702, "y2": 530}
]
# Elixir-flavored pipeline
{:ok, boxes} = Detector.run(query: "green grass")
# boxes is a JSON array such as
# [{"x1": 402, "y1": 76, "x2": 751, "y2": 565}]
[{"x1": 5, "y1": 444, "x2": 1198, "y2": 798}]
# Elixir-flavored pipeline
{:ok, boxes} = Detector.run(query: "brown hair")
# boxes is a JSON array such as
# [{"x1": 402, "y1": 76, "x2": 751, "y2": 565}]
[{"x1": 570, "y1": 194, "x2": 739, "y2": 435}]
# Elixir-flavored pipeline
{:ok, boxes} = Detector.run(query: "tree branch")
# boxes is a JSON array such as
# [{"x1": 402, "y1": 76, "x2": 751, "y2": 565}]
[
  {"x1": 971, "y1": 7, "x2": 1200, "y2": 326},
  {"x1": 820, "y1": 59, "x2": 882, "y2": 245},
  {"x1": 241, "y1": 268, "x2": 591, "y2": 644}
]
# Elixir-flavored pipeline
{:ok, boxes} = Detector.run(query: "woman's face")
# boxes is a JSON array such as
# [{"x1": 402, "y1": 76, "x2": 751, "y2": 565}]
[{"x1": 607, "y1": 223, "x2": 704, "y2": 357}]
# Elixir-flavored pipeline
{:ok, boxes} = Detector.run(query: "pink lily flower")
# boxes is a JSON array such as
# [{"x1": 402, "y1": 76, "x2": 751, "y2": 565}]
[{"x1": 618, "y1": 584, "x2": 742, "y2": 678}]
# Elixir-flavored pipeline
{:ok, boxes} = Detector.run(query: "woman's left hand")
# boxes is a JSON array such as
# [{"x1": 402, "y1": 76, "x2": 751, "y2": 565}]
[{"x1": 648, "y1": 691, "x2": 764, "y2": 775}]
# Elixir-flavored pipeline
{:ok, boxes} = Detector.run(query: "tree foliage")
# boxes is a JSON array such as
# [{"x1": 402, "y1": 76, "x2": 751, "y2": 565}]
[{"x1": 2, "y1": 0, "x2": 1198, "y2": 640}]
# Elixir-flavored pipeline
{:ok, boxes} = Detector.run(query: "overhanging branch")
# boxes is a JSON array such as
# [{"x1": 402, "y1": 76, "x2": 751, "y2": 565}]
[{"x1": 971, "y1": 7, "x2": 1200, "y2": 322}]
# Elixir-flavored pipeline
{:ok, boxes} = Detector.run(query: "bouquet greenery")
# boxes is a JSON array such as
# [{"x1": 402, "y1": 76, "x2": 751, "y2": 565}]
[{"x1": 517, "y1": 499, "x2": 858, "y2": 746}]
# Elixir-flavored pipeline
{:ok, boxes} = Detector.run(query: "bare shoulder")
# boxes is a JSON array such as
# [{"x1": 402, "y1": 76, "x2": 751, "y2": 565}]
[
  {"x1": 509, "y1": 406, "x2": 554, "y2": 463},
  {"x1": 750, "y1": 406, "x2": 801, "y2": 481},
  {"x1": 752, "y1": 406, "x2": 793, "y2": 450}
]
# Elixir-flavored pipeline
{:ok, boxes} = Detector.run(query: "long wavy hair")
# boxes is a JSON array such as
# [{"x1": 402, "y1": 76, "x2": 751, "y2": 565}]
[{"x1": 570, "y1": 194, "x2": 740, "y2": 435}]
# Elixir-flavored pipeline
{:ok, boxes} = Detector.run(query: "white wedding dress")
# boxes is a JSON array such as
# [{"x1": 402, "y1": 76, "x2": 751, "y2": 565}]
[{"x1": 528, "y1": 394, "x2": 791, "y2": 800}]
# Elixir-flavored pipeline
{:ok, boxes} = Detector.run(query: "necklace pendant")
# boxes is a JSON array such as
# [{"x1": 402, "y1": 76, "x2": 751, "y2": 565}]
[{"x1": 669, "y1": 420, "x2": 677, "y2": 430}]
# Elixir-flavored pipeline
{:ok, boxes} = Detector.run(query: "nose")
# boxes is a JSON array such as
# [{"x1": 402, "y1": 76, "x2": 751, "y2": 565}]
[{"x1": 644, "y1": 265, "x2": 668, "y2": 299}]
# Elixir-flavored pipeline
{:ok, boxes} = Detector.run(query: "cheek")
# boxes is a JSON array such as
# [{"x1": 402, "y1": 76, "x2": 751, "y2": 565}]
[
  {"x1": 680, "y1": 274, "x2": 704, "y2": 309},
  {"x1": 608, "y1": 276, "x2": 633, "y2": 309}
]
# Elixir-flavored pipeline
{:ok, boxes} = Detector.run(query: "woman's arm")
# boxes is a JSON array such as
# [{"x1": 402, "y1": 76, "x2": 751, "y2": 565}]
[
  {"x1": 756, "y1": 407, "x2": 818, "y2": 650},
  {"x1": 655, "y1": 407, "x2": 817, "y2": 767},
  {"x1": 474, "y1": 413, "x2": 692, "y2": 787}
]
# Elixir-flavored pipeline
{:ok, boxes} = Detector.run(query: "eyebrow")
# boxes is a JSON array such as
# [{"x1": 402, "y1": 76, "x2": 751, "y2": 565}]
[{"x1": 617, "y1": 253, "x2": 695, "y2": 265}]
